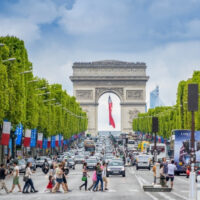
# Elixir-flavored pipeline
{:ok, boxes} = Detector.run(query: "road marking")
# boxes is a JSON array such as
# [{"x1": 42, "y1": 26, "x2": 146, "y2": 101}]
[
  {"x1": 171, "y1": 191, "x2": 188, "y2": 200},
  {"x1": 107, "y1": 189, "x2": 116, "y2": 192},
  {"x1": 175, "y1": 177, "x2": 189, "y2": 184},
  {"x1": 158, "y1": 192, "x2": 175, "y2": 200},
  {"x1": 129, "y1": 189, "x2": 139, "y2": 192}
]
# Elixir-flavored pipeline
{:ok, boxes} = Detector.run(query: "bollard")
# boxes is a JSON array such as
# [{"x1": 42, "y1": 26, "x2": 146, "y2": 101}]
[
  {"x1": 189, "y1": 163, "x2": 196, "y2": 200},
  {"x1": 197, "y1": 176, "x2": 200, "y2": 200}
]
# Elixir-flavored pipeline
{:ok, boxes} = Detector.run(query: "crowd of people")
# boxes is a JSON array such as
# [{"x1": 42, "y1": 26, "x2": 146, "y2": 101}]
[{"x1": 152, "y1": 158, "x2": 177, "y2": 189}]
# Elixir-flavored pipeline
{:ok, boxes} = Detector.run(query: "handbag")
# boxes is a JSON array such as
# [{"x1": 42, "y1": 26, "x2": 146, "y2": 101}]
[
  {"x1": 82, "y1": 176, "x2": 87, "y2": 181},
  {"x1": 23, "y1": 175, "x2": 28, "y2": 182}
]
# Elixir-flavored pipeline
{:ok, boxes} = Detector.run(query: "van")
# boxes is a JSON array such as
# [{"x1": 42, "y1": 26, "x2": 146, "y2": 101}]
[{"x1": 136, "y1": 155, "x2": 151, "y2": 170}]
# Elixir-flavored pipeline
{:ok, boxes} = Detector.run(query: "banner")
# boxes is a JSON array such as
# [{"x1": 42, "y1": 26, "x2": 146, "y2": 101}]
[
  {"x1": 108, "y1": 96, "x2": 115, "y2": 128},
  {"x1": 37, "y1": 133, "x2": 43, "y2": 149},
  {"x1": 43, "y1": 138, "x2": 48, "y2": 149},
  {"x1": 30, "y1": 129, "x2": 37, "y2": 147},
  {"x1": 24, "y1": 129, "x2": 31, "y2": 147},
  {"x1": 58, "y1": 134, "x2": 62, "y2": 147},
  {"x1": 47, "y1": 137, "x2": 51, "y2": 148},
  {"x1": 55, "y1": 135, "x2": 59, "y2": 147},
  {"x1": 51, "y1": 136, "x2": 55, "y2": 148},
  {"x1": 15, "y1": 123, "x2": 23, "y2": 145},
  {"x1": 0, "y1": 121, "x2": 11, "y2": 146}
]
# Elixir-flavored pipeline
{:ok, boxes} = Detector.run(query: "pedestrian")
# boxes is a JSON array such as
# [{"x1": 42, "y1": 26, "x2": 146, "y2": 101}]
[
  {"x1": 166, "y1": 160, "x2": 177, "y2": 189},
  {"x1": 79, "y1": 162, "x2": 88, "y2": 191},
  {"x1": 162, "y1": 158, "x2": 168, "y2": 176},
  {"x1": 10, "y1": 160, "x2": 22, "y2": 193},
  {"x1": 93, "y1": 163, "x2": 103, "y2": 192},
  {"x1": 152, "y1": 162, "x2": 157, "y2": 185},
  {"x1": 186, "y1": 166, "x2": 190, "y2": 178},
  {"x1": 102, "y1": 162, "x2": 108, "y2": 190},
  {"x1": 46, "y1": 175, "x2": 53, "y2": 192},
  {"x1": 61, "y1": 161, "x2": 69, "y2": 192},
  {"x1": 0, "y1": 164, "x2": 9, "y2": 194},
  {"x1": 88, "y1": 169, "x2": 97, "y2": 191},
  {"x1": 52, "y1": 163, "x2": 67, "y2": 193},
  {"x1": 49, "y1": 163, "x2": 56, "y2": 187},
  {"x1": 22, "y1": 162, "x2": 38, "y2": 193},
  {"x1": 160, "y1": 164, "x2": 166, "y2": 187}
]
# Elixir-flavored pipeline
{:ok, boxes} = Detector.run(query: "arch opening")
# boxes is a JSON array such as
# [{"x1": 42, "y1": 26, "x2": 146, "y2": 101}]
[{"x1": 98, "y1": 92, "x2": 121, "y2": 132}]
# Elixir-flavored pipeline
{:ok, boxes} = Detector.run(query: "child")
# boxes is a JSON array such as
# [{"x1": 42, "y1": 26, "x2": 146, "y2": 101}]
[
  {"x1": 88, "y1": 170, "x2": 97, "y2": 191},
  {"x1": 46, "y1": 175, "x2": 53, "y2": 192}
]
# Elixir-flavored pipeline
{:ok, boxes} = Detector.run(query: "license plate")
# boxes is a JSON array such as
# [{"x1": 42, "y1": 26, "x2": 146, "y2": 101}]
[{"x1": 113, "y1": 171, "x2": 119, "y2": 174}]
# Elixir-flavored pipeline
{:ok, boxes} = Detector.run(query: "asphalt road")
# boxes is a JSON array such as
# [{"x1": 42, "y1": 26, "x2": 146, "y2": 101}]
[{"x1": 0, "y1": 165, "x2": 192, "y2": 200}]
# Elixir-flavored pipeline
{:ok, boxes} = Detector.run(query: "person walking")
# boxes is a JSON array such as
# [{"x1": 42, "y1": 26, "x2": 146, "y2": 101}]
[
  {"x1": 152, "y1": 163, "x2": 157, "y2": 185},
  {"x1": 22, "y1": 162, "x2": 38, "y2": 193},
  {"x1": 166, "y1": 160, "x2": 177, "y2": 189},
  {"x1": 102, "y1": 162, "x2": 108, "y2": 190},
  {"x1": 88, "y1": 169, "x2": 97, "y2": 191},
  {"x1": 61, "y1": 161, "x2": 68, "y2": 192},
  {"x1": 10, "y1": 160, "x2": 22, "y2": 193},
  {"x1": 52, "y1": 163, "x2": 67, "y2": 193},
  {"x1": 0, "y1": 164, "x2": 9, "y2": 194},
  {"x1": 93, "y1": 163, "x2": 103, "y2": 192},
  {"x1": 79, "y1": 162, "x2": 88, "y2": 191}
]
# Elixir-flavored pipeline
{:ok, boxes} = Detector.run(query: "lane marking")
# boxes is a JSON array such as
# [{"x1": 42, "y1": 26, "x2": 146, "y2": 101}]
[
  {"x1": 171, "y1": 191, "x2": 188, "y2": 200},
  {"x1": 158, "y1": 192, "x2": 175, "y2": 200}
]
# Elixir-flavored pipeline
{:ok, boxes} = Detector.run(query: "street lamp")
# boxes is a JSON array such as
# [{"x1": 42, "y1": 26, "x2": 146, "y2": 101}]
[
  {"x1": 20, "y1": 70, "x2": 32, "y2": 75},
  {"x1": 2, "y1": 58, "x2": 16, "y2": 63}
]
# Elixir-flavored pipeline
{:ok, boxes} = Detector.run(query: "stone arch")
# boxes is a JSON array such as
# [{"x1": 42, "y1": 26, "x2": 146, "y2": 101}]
[{"x1": 95, "y1": 87, "x2": 124, "y2": 103}]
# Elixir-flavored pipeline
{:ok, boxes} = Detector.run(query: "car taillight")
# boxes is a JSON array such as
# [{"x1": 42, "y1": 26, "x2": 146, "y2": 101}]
[{"x1": 198, "y1": 171, "x2": 200, "y2": 175}]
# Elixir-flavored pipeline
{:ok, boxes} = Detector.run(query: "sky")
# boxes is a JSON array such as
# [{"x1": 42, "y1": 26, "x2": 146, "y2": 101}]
[{"x1": 0, "y1": 0, "x2": 200, "y2": 130}]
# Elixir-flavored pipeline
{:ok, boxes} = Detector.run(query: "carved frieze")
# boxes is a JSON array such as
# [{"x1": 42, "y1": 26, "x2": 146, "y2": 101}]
[
  {"x1": 128, "y1": 109, "x2": 140, "y2": 125},
  {"x1": 126, "y1": 90, "x2": 143, "y2": 100},
  {"x1": 76, "y1": 90, "x2": 93, "y2": 100},
  {"x1": 95, "y1": 88, "x2": 124, "y2": 101}
]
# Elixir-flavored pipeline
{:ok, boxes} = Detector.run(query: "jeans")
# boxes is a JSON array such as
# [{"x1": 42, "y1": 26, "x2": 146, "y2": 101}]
[
  {"x1": 23, "y1": 178, "x2": 36, "y2": 192},
  {"x1": 93, "y1": 175, "x2": 103, "y2": 191},
  {"x1": 80, "y1": 180, "x2": 87, "y2": 190}
]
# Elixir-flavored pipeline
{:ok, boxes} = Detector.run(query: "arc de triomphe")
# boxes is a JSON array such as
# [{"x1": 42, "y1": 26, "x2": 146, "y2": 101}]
[{"x1": 70, "y1": 60, "x2": 149, "y2": 135}]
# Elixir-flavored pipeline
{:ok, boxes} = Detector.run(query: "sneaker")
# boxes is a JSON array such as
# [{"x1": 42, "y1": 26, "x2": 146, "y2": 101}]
[{"x1": 105, "y1": 188, "x2": 108, "y2": 190}]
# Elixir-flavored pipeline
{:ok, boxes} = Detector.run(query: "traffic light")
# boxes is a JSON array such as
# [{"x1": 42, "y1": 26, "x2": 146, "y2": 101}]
[{"x1": 152, "y1": 117, "x2": 158, "y2": 133}]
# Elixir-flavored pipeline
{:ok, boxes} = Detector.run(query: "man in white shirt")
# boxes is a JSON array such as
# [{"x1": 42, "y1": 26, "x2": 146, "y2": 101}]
[{"x1": 166, "y1": 160, "x2": 177, "y2": 189}]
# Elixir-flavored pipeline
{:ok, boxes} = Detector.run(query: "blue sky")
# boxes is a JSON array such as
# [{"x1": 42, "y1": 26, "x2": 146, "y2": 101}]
[{"x1": 0, "y1": 0, "x2": 200, "y2": 129}]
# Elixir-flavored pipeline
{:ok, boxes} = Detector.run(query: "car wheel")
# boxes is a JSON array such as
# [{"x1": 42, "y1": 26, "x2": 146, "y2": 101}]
[
  {"x1": 73, "y1": 166, "x2": 75, "y2": 170},
  {"x1": 136, "y1": 167, "x2": 138, "y2": 170},
  {"x1": 122, "y1": 173, "x2": 125, "y2": 177},
  {"x1": 106, "y1": 173, "x2": 109, "y2": 177}
]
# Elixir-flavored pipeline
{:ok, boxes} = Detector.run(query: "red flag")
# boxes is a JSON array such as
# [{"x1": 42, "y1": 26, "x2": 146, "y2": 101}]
[
  {"x1": 108, "y1": 96, "x2": 115, "y2": 128},
  {"x1": 37, "y1": 133, "x2": 43, "y2": 149},
  {"x1": 0, "y1": 121, "x2": 11, "y2": 146},
  {"x1": 47, "y1": 137, "x2": 51, "y2": 148},
  {"x1": 55, "y1": 135, "x2": 59, "y2": 147},
  {"x1": 24, "y1": 129, "x2": 31, "y2": 147}
]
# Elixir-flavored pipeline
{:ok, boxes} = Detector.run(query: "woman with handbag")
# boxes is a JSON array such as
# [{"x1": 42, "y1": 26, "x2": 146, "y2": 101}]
[
  {"x1": 22, "y1": 162, "x2": 38, "y2": 193},
  {"x1": 79, "y1": 162, "x2": 88, "y2": 191}
]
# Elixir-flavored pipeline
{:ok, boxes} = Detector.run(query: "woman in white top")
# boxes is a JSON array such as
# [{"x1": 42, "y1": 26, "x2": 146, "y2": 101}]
[{"x1": 22, "y1": 162, "x2": 38, "y2": 193}]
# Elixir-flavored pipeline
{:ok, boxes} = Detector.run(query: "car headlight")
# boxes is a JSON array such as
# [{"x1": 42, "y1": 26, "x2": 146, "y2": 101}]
[
  {"x1": 121, "y1": 167, "x2": 125, "y2": 171},
  {"x1": 107, "y1": 168, "x2": 111, "y2": 171}
]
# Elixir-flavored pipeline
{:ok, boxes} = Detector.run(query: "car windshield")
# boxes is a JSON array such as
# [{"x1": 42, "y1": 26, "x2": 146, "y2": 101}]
[
  {"x1": 108, "y1": 162, "x2": 123, "y2": 166},
  {"x1": 18, "y1": 160, "x2": 26, "y2": 165},
  {"x1": 106, "y1": 156, "x2": 113, "y2": 159},
  {"x1": 138, "y1": 156, "x2": 149, "y2": 161},
  {"x1": 27, "y1": 158, "x2": 34, "y2": 162},
  {"x1": 68, "y1": 159, "x2": 73, "y2": 162}
]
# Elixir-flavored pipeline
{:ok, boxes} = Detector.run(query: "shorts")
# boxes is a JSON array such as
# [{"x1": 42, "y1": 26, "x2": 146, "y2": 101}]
[
  {"x1": 56, "y1": 178, "x2": 63, "y2": 184},
  {"x1": 166, "y1": 175, "x2": 174, "y2": 182},
  {"x1": 63, "y1": 176, "x2": 67, "y2": 184},
  {"x1": 13, "y1": 176, "x2": 19, "y2": 185}
]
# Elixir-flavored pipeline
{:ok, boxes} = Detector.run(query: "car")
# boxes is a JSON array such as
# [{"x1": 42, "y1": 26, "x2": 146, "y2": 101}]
[
  {"x1": 136, "y1": 155, "x2": 151, "y2": 170},
  {"x1": 86, "y1": 159, "x2": 97, "y2": 169},
  {"x1": 106, "y1": 160, "x2": 125, "y2": 177},
  {"x1": 104, "y1": 155, "x2": 114, "y2": 164},
  {"x1": 27, "y1": 158, "x2": 36, "y2": 171},
  {"x1": 74, "y1": 155, "x2": 85, "y2": 164},
  {"x1": 18, "y1": 159, "x2": 26, "y2": 173},
  {"x1": 67, "y1": 158, "x2": 76, "y2": 170},
  {"x1": 36, "y1": 156, "x2": 52, "y2": 168}
]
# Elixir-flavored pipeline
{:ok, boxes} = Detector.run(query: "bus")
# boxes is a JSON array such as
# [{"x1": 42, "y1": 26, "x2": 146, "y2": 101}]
[
  {"x1": 84, "y1": 140, "x2": 95, "y2": 153},
  {"x1": 149, "y1": 143, "x2": 167, "y2": 161}
]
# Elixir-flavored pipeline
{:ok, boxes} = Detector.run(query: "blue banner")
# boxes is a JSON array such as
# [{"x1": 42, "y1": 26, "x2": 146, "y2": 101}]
[
  {"x1": 51, "y1": 136, "x2": 55, "y2": 148},
  {"x1": 43, "y1": 138, "x2": 48, "y2": 149},
  {"x1": 63, "y1": 140, "x2": 67, "y2": 145},
  {"x1": 9, "y1": 139, "x2": 12, "y2": 150},
  {"x1": 15, "y1": 123, "x2": 23, "y2": 145},
  {"x1": 30, "y1": 129, "x2": 37, "y2": 147}
]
